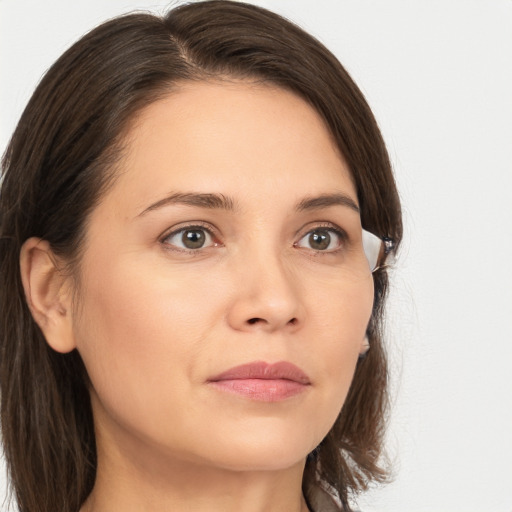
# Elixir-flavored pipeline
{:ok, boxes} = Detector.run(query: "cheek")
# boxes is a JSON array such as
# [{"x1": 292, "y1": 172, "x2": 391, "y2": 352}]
[
  {"x1": 71, "y1": 258, "x2": 225, "y2": 464},
  {"x1": 308, "y1": 273, "x2": 374, "y2": 352},
  {"x1": 71, "y1": 253, "x2": 232, "y2": 413},
  {"x1": 298, "y1": 275, "x2": 374, "y2": 436}
]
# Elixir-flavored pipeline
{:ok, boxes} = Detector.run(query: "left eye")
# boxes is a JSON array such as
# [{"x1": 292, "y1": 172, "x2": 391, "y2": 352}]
[
  {"x1": 295, "y1": 228, "x2": 344, "y2": 252},
  {"x1": 163, "y1": 227, "x2": 215, "y2": 250}
]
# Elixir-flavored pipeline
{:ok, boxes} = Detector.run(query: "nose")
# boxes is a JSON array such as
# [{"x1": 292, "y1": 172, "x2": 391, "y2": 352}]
[{"x1": 226, "y1": 250, "x2": 304, "y2": 333}]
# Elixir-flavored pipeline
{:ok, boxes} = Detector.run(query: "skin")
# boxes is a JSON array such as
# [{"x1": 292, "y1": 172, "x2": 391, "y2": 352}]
[{"x1": 21, "y1": 81, "x2": 374, "y2": 512}]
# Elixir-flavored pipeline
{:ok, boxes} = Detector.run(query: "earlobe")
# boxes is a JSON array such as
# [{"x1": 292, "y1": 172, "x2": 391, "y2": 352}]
[
  {"x1": 359, "y1": 335, "x2": 370, "y2": 357},
  {"x1": 20, "y1": 237, "x2": 76, "y2": 353}
]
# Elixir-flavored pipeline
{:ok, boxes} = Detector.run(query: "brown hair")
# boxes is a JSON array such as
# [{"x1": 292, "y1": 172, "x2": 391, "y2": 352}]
[{"x1": 0, "y1": 2, "x2": 402, "y2": 511}]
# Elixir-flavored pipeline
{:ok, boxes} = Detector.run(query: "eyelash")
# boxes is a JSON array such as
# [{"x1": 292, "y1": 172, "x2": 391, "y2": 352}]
[{"x1": 160, "y1": 222, "x2": 348, "y2": 255}]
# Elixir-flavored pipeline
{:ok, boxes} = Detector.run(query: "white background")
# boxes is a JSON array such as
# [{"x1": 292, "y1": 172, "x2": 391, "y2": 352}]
[{"x1": 1, "y1": 1, "x2": 511, "y2": 511}]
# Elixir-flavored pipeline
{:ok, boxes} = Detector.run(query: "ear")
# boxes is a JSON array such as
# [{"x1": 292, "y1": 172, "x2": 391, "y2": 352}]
[
  {"x1": 20, "y1": 237, "x2": 76, "y2": 353},
  {"x1": 359, "y1": 335, "x2": 370, "y2": 356}
]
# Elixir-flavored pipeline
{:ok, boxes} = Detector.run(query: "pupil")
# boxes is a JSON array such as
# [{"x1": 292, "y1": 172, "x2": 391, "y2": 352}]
[
  {"x1": 309, "y1": 230, "x2": 330, "y2": 250},
  {"x1": 182, "y1": 229, "x2": 206, "y2": 249}
]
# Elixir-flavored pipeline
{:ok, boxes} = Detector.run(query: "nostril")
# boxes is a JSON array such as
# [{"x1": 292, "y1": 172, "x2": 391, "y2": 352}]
[
  {"x1": 245, "y1": 316, "x2": 298, "y2": 328},
  {"x1": 247, "y1": 317, "x2": 297, "y2": 326}
]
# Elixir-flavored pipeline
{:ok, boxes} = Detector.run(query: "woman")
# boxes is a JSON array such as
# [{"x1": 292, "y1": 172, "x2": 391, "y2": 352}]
[{"x1": 0, "y1": 1, "x2": 402, "y2": 511}]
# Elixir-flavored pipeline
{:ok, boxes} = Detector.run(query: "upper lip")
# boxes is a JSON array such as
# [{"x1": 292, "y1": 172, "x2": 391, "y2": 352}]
[{"x1": 208, "y1": 361, "x2": 311, "y2": 385}]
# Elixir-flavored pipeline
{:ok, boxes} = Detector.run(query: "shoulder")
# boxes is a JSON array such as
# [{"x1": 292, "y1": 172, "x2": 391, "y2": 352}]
[
  {"x1": 307, "y1": 485, "x2": 342, "y2": 512},
  {"x1": 306, "y1": 486, "x2": 364, "y2": 512}
]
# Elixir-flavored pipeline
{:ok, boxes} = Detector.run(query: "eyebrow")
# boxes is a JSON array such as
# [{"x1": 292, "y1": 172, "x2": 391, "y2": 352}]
[
  {"x1": 296, "y1": 193, "x2": 360, "y2": 213},
  {"x1": 138, "y1": 191, "x2": 359, "y2": 217},
  {"x1": 138, "y1": 192, "x2": 237, "y2": 216}
]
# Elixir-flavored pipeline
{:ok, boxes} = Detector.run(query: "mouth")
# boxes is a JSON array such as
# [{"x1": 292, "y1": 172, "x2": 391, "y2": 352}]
[{"x1": 207, "y1": 361, "x2": 311, "y2": 402}]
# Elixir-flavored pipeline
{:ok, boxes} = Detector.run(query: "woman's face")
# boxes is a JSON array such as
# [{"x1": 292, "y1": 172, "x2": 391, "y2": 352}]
[{"x1": 70, "y1": 81, "x2": 374, "y2": 473}]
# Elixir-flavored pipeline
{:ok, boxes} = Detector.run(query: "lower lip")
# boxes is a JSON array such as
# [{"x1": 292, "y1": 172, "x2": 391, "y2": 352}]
[{"x1": 209, "y1": 379, "x2": 309, "y2": 402}]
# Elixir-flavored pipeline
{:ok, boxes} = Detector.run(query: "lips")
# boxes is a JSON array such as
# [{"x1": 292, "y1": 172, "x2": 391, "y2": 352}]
[{"x1": 207, "y1": 361, "x2": 311, "y2": 402}]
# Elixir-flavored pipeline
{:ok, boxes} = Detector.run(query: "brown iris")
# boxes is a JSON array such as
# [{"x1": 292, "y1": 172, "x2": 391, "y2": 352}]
[
  {"x1": 308, "y1": 230, "x2": 331, "y2": 250},
  {"x1": 182, "y1": 229, "x2": 206, "y2": 249}
]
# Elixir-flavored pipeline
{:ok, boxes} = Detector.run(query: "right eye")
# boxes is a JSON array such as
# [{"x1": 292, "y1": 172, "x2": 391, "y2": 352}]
[{"x1": 162, "y1": 226, "x2": 217, "y2": 251}]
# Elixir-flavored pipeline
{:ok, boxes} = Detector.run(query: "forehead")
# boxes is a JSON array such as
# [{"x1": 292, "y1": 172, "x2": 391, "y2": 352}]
[{"x1": 109, "y1": 81, "x2": 357, "y2": 214}]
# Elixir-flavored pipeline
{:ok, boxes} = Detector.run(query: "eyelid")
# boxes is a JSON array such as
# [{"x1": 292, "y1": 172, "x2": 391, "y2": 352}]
[{"x1": 295, "y1": 221, "x2": 349, "y2": 239}]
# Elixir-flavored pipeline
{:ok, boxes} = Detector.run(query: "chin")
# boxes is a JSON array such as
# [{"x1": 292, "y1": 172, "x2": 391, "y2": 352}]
[{"x1": 189, "y1": 420, "x2": 324, "y2": 473}]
